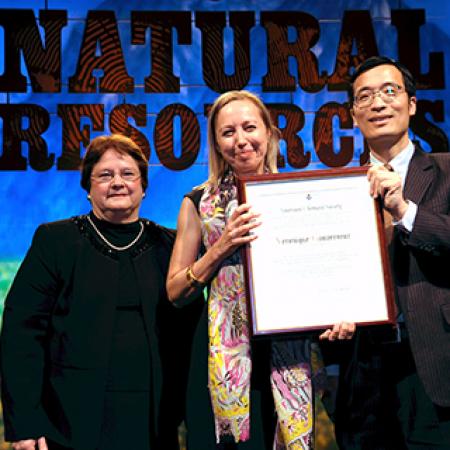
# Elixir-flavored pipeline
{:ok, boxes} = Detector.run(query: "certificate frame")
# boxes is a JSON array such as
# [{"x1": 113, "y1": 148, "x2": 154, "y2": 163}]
[{"x1": 237, "y1": 167, "x2": 396, "y2": 336}]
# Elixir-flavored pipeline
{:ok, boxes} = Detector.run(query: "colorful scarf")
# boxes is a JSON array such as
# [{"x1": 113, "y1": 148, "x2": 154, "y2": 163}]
[{"x1": 199, "y1": 171, "x2": 313, "y2": 449}]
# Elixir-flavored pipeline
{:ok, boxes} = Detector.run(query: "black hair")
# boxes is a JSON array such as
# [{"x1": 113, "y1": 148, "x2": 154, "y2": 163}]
[{"x1": 347, "y1": 56, "x2": 416, "y2": 105}]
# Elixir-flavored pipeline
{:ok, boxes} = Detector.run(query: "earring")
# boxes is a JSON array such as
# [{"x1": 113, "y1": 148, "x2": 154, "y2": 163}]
[
  {"x1": 87, "y1": 194, "x2": 91, "y2": 201},
  {"x1": 142, "y1": 192, "x2": 146, "y2": 198}
]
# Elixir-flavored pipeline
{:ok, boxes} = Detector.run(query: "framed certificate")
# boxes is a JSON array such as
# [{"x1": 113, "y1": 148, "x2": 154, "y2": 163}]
[{"x1": 237, "y1": 167, "x2": 396, "y2": 336}]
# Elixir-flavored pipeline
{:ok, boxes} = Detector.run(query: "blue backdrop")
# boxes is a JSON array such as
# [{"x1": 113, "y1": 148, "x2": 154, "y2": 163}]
[{"x1": 1, "y1": 0, "x2": 449, "y2": 302}]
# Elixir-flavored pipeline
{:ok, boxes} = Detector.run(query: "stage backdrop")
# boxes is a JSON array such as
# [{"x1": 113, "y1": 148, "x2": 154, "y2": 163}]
[{"x1": 0, "y1": 0, "x2": 449, "y2": 305}]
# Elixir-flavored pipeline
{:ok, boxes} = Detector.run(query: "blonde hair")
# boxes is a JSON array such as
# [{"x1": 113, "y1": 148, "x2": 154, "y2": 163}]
[{"x1": 206, "y1": 90, "x2": 280, "y2": 188}]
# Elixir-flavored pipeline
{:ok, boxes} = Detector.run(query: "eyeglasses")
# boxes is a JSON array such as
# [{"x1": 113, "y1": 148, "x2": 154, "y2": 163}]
[
  {"x1": 353, "y1": 83, "x2": 405, "y2": 108},
  {"x1": 91, "y1": 170, "x2": 141, "y2": 184}
]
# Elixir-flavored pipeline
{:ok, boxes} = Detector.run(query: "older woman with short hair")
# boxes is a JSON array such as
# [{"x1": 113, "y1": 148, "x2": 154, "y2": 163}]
[{"x1": 0, "y1": 134, "x2": 199, "y2": 450}]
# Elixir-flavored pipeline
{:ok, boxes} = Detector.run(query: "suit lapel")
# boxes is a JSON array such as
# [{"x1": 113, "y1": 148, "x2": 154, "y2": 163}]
[
  {"x1": 404, "y1": 143, "x2": 434, "y2": 205},
  {"x1": 131, "y1": 238, "x2": 164, "y2": 438}
]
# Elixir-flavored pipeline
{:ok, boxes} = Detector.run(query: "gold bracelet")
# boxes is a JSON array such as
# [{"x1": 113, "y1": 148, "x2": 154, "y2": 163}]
[{"x1": 186, "y1": 264, "x2": 206, "y2": 288}]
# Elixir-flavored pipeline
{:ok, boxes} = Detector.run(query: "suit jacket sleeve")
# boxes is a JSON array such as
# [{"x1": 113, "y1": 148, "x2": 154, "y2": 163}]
[
  {"x1": 406, "y1": 205, "x2": 450, "y2": 255},
  {"x1": 0, "y1": 224, "x2": 61, "y2": 441},
  {"x1": 393, "y1": 150, "x2": 450, "y2": 256}
]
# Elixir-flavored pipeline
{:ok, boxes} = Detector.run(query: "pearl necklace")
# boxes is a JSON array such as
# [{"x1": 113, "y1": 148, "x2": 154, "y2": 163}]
[{"x1": 86, "y1": 215, "x2": 144, "y2": 251}]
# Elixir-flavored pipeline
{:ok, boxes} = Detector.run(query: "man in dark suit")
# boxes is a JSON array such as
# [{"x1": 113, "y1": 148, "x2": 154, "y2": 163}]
[{"x1": 332, "y1": 56, "x2": 450, "y2": 449}]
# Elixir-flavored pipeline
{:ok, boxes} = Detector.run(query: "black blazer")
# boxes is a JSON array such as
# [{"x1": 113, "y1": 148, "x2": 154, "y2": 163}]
[
  {"x1": 0, "y1": 215, "x2": 202, "y2": 449},
  {"x1": 321, "y1": 144, "x2": 450, "y2": 412},
  {"x1": 394, "y1": 143, "x2": 450, "y2": 407}
]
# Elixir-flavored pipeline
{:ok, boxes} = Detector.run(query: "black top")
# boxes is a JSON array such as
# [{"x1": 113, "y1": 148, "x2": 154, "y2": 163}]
[
  {"x1": 89, "y1": 212, "x2": 142, "y2": 247},
  {"x1": 185, "y1": 188, "x2": 204, "y2": 211},
  {"x1": 89, "y1": 212, "x2": 141, "y2": 308},
  {"x1": 87, "y1": 214, "x2": 150, "y2": 392}
]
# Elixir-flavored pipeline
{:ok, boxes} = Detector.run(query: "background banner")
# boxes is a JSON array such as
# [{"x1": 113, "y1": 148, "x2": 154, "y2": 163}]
[{"x1": 0, "y1": 1, "x2": 449, "y2": 448}]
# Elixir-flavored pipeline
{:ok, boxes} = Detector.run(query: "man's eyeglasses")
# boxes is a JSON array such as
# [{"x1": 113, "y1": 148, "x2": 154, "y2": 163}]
[
  {"x1": 91, "y1": 170, "x2": 141, "y2": 184},
  {"x1": 353, "y1": 83, "x2": 405, "y2": 108}
]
